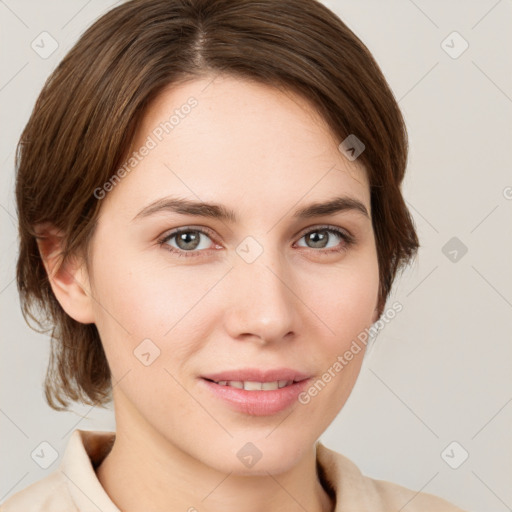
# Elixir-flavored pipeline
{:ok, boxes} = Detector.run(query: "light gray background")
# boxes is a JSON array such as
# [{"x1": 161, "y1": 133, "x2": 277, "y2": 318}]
[{"x1": 1, "y1": 1, "x2": 511, "y2": 510}]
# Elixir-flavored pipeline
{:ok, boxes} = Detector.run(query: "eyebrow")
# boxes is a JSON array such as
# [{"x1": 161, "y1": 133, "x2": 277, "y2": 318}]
[{"x1": 132, "y1": 195, "x2": 370, "y2": 223}]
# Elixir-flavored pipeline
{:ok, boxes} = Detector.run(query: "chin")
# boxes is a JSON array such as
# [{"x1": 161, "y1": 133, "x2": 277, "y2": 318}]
[{"x1": 203, "y1": 433, "x2": 314, "y2": 476}]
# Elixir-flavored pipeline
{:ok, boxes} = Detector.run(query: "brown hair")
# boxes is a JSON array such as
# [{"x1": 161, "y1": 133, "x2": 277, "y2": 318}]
[{"x1": 16, "y1": 0, "x2": 419, "y2": 410}]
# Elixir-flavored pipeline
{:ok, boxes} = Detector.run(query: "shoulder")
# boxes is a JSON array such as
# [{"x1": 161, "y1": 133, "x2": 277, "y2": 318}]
[
  {"x1": 1, "y1": 429, "x2": 117, "y2": 512},
  {"x1": 362, "y1": 475, "x2": 466, "y2": 511},
  {"x1": 0, "y1": 471, "x2": 77, "y2": 512},
  {"x1": 316, "y1": 442, "x2": 467, "y2": 511}
]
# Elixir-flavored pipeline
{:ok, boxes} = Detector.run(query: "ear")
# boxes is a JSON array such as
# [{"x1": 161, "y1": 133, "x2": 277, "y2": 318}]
[
  {"x1": 371, "y1": 301, "x2": 382, "y2": 324},
  {"x1": 35, "y1": 222, "x2": 95, "y2": 324}
]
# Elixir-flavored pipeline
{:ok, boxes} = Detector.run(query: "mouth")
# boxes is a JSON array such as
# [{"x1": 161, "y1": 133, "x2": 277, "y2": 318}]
[
  {"x1": 199, "y1": 368, "x2": 312, "y2": 416},
  {"x1": 202, "y1": 378, "x2": 299, "y2": 390}
]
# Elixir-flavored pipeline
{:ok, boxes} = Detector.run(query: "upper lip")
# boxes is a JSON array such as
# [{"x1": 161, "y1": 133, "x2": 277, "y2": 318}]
[{"x1": 201, "y1": 368, "x2": 311, "y2": 383}]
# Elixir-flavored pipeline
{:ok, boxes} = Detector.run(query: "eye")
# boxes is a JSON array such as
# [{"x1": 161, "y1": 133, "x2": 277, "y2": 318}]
[
  {"x1": 158, "y1": 227, "x2": 218, "y2": 257},
  {"x1": 158, "y1": 225, "x2": 355, "y2": 258},
  {"x1": 295, "y1": 226, "x2": 354, "y2": 254}
]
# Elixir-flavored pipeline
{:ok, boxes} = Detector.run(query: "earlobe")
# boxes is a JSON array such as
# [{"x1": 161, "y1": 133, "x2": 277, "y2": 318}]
[
  {"x1": 372, "y1": 305, "x2": 381, "y2": 324},
  {"x1": 36, "y1": 223, "x2": 95, "y2": 324}
]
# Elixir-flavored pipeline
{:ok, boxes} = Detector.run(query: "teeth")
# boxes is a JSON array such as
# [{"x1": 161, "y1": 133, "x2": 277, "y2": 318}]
[
  {"x1": 214, "y1": 380, "x2": 294, "y2": 390},
  {"x1": 244, "y1": 381, "x2": 262, "y2": 391}
]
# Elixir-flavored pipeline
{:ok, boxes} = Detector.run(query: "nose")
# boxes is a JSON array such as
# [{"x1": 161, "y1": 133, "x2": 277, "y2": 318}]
[{"x1": 223, "y1": 247, "x2": 299, "y2": 344}]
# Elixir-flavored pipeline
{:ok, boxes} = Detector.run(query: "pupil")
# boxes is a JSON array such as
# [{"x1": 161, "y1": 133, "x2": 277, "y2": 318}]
[
  {"x1": 308, "y1": 230, "x2": 328, "y2": 248},
  {"x1": 177, "y1": 231, "x2": 200, "y2": 250}
]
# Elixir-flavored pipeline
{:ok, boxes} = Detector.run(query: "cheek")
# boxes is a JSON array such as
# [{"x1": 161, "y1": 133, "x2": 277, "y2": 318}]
[
  {"x1": 89, "y1": 244, "x2": 229, "y2": 367},
  {"x1": 294, "y1": 261, "x2": 378, "y2": 428},
  {"x1": 306, "y1": 251, "x2": 380, "y2": 345}
]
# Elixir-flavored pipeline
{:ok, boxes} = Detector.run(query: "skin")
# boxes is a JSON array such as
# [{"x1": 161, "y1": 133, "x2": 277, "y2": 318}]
[{"x1": 40, "y1": 74, "x2": 380, "y2": 512}]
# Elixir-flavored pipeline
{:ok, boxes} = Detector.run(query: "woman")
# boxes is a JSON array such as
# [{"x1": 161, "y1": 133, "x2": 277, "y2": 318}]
[{"x1": 3, "y1": 0, "x2": 466, "y2": 510}]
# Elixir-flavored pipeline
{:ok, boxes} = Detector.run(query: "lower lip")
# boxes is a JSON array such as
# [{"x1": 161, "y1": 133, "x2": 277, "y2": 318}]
[{"x1": 200, "y1": 378, "x2": 311, "y2": 416}]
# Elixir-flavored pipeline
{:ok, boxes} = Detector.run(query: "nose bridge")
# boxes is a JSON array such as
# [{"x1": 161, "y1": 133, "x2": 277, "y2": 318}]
[{"x1": 224, "y1": 242, "x2": 297, "y2": 342}]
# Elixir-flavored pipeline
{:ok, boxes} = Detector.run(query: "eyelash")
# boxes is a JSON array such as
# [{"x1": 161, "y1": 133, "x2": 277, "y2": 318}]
[{"x1": 157, "y1": 225, "x2": 355, "y2": 258}]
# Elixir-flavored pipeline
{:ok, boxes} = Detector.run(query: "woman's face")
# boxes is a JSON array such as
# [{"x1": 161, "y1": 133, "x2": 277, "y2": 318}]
[{"x1": 85, "y1": 74, "x2": 379, "y2": 474}]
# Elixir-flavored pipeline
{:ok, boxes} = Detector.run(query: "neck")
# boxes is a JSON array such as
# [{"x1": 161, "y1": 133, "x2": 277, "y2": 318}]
[{"x1": 96, "y1": 399, "x2": 334, "y2": 512}]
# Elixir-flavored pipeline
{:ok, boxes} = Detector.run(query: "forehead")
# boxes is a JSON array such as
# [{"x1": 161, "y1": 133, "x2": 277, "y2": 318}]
[{"x1": 99, "y1": 74, "x2": 369, "y2": 221}]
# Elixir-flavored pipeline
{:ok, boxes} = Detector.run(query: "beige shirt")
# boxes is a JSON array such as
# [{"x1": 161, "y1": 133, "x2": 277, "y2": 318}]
[{"x1": 1, "y1": 429, "x2": 466, "y2": 511}]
